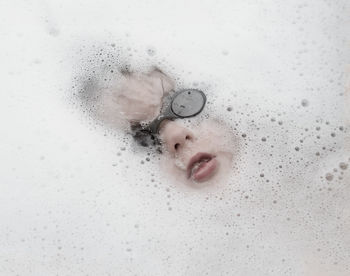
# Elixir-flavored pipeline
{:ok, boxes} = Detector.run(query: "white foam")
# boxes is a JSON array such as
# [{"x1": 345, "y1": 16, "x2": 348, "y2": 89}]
[{"x1": 0, "y1": 0, "x2": 350, "y2": 275}]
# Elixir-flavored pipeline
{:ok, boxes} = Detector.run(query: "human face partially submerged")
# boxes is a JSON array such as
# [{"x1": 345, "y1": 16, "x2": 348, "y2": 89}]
[
  {"x1": 91, "y1": 68, "x2": 236, "y2": 186},
  {"x1": 159, "y1": 119, "x2": 236, "y2": 187}
]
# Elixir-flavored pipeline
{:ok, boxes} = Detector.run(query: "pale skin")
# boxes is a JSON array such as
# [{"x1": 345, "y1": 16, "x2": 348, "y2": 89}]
[
  {"x1": 95, "y1": 68, "x2": 236, "y2": 187},
  {"x1": 159, "y1": 119, "x2": 235, "y2": 187}
]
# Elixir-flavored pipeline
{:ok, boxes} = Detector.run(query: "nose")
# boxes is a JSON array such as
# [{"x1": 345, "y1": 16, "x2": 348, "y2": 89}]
[{"x1": 159, "y1": 120, "x2": 194, "y2": 154}]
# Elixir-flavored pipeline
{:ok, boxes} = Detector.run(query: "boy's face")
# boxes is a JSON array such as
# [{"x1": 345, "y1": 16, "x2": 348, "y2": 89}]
[
  {"x1": 159, "y1": 119, "x2": 236, "y2": 187},
  {"x1": 89, "y1": 68, "x2": 236, "y2": 187}
]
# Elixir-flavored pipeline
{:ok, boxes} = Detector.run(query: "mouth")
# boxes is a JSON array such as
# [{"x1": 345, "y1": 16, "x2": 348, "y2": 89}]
[{"x1": 187, "y1": 152, "x2": 218, "y2": 182}]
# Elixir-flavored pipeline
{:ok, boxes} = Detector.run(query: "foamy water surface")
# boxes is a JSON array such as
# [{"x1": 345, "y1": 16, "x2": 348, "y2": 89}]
[{"x1": 0, "y1": 0, "x2": 349, "y2": 275}]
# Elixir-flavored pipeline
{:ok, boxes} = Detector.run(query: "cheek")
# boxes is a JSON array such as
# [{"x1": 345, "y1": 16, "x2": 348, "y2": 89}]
[
  {"x1": 160, "y1": 136, "x2": 175, "y2": 155},
  {"x1": 189, "y1": 134, "x2": 220, "y2": 154},
  {"x1": 159, "y1": 154, "x2": 188, "y2": 183}
]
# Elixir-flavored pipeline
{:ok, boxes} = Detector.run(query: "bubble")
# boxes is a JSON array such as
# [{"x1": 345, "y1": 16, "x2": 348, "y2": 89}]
[
  {"x1": 146, "y1": 47, "x2": 156, "y2": 56},
  {"x1": 339, "y1": 162, "x2": 348, "y2": 170},
  {"x1": 295, "y1": 146, "x2": 300, "y2": 151},
  {"x1": 227, "y1": 106, "x2": 232, "y2": 112},
  {"x1": 301, "y1": 99, "x2": 309, "y2": 107},
  {"x1": 48, "y1": 28, "x2": 60, "y2": 37},
  {"x1": 222, "y1": 50, "x2": 229, "y2": 56},
  {"x1": 261, "y1": 137, "x2": 267, "y2": 142},
  {"x1": 325, "y1": 173, "x2": 334, "y2": 181}
]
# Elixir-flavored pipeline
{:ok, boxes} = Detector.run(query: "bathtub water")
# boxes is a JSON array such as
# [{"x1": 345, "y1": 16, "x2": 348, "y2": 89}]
[{"x1": 0, "y1": 0, "x2": 349, "y2": 275}]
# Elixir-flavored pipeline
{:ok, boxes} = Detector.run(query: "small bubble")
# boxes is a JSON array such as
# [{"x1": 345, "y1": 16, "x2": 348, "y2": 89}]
[
  {"x1": 301, "y1": 99, "x2": 309, "y2": 107},
  {"x1": 330, "y1": 132, "x2": 336, "y2": 137},
  {"x1": 339, "y1": 162, "x2": 348, "y2": 170},
  {"x1": 147, "y1": 47, "x2": 156, "y2": 56},
  {"x1": 295, "y1": 146, "x2": 300, "y2": 151},
  {"x1": 242, "y1": 133, "x2": 247, "y2": 138},
  {"x1": 325, "y1": 173, "x2": 334, "y2": 181},
  {"x1": 260, "y1": 173, "x2": 264, "y2": 177},
  {"x1": 261, "y1": 137, "x2": 267, "y2": 142},
  {"x1": 227, "y1": 106, "x2": 232, "y2": 112},
  {"x1": 48, "y1": 28, "x2": 60, "y2": 37}
]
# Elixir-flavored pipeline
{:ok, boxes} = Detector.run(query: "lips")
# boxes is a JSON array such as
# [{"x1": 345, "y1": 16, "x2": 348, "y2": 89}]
[{"x1": 187, "y1": 152, "x2": 218, "y2": 182}]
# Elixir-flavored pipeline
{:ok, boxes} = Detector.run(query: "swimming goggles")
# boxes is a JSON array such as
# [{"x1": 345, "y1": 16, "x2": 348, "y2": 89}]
[{"x1": 131, "y1": 89, "x2": 206, "y2": 147}]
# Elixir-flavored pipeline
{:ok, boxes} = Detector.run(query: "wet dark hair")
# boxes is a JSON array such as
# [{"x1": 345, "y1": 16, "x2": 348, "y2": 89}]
[{"x1": 130, "y1": 123, "x2": 162, "y2": 153}]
